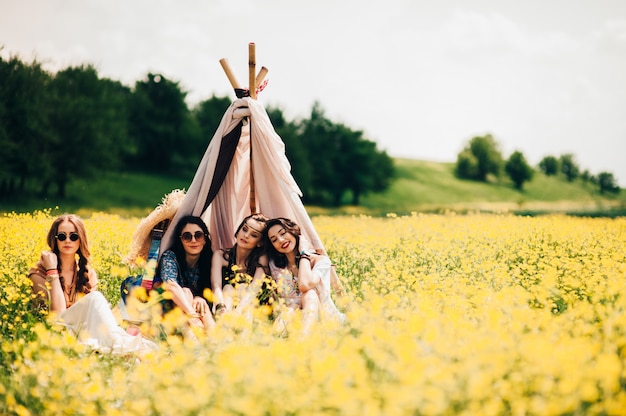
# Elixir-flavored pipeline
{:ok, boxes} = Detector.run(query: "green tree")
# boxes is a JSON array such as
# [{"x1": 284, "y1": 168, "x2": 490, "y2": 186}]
[
  {"x1": 129, "y1": 73, "x2": 191, "y2": 172},
  {"x1": 538, "y1": 156, "x2": 559, "y2": 176},
  {"x1": 597, "y1": 172, "x2": 620, "y2": 194},
  {"x1": 455, "y1": 150, "x2": 479, "y2": 180},
  {"x1": 266, "y1": 105, "x2": 312, "y2": 197},
  {"x1": 505, "y1": 151, "x2": 534, "y2": 190},
  {"x1": 0, "y1": 55, "x2": 51, "y2": 198},
  {"x1": 298, "y1": 102, "x2": 393, "y2": 206},
  {"x1": 193, "y1": 95, "x2": 231, "y2": 145},
  {"x1": 455, "y1": 134, "x2": 503, "y2": 181},
  {"x1": 559, "y1": 153, "x2": 580, "y2": 182},
  {"x1": 299, "y1": 102, "x2": 343, "y2": 205},
  {"x1": 336, "y1": 127, "x2": 394, "y2": 205},
  {"x1": 349, "y1": 142, "x2": 394, "y2": 205},
  {"x1": 46, "y1": 65, "x2": 130, "y2": 197}
]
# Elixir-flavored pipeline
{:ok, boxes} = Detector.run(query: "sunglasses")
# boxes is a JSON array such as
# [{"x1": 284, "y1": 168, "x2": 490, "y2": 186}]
[
  {"x1": 180, "y1": 231, "x2": 206, "y2": 243},
  {"x1": 56, "y1": 232, "x2": 79, "y2": 242}
]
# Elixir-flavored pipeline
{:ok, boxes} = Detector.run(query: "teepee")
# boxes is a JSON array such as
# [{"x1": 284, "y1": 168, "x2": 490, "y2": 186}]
[
  {"x1": 123, "y1": 43, "x2": 345, "y2": 315},
  {"x1": 160, "y1": 43, "x2": 327, "y2": 256}
]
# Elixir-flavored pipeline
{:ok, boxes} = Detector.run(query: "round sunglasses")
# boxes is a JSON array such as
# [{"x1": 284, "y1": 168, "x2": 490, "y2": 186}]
[
  {"x1": 56, "y1": 232, "x2": 79, "y2": 242},
  {"x1": 180, "y1": 231, "x2": 206, "y2": 243}
]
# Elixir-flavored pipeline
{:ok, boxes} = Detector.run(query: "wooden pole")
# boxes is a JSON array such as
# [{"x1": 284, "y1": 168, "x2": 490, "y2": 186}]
[
  {"x1": 219, "y1": 58, "x2": 242, "y2": 90},
  {"x1": 248, "y1": 43, "x2": 257, "y2": 213},
  {"x1": 255, "y1": 66, "x2": 269, "y2": 90},
  {"x1": 248, "y1": 43, "x2": 257, "y2": 100}
]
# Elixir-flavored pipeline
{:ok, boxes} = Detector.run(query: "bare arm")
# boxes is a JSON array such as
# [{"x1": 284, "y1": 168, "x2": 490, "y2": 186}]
[
  {"x1": 87, "y1": 267, "x2": 99, "y2": 291},
  {"x1": 165, "y1": 281, "x2": 198, "y2": 315},
  {"x1": 210, "y1": 250, "x2": 227, "y2": 306},
  {"x1": 297, "y1": 254, "x2": 323, "y2": 292},
  {"x1": 237, "y1": 254, "x2": 268, "y2": 309},
  {"x1": 29, "y1": 252, "x2": 67, "y2": 314}
]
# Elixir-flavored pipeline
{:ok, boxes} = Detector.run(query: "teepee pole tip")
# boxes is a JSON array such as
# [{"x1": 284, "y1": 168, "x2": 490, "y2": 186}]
[
  {"x1": 248, "y1": 43, "x2": 257, "y2": 99},
  {"x1": 219, "y1": 58, "x2": 242, "y2": 90}
]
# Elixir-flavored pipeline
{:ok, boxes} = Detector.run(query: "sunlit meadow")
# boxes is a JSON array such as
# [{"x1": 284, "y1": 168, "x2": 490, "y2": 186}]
[{"x1": 1, "y1": 210, "x2": 625, "y2": 415}]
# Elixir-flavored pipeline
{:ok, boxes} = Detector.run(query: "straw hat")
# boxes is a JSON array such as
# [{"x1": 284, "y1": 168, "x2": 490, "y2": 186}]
[{"x1": 125, "y1": 189, "x2": 186, "y2": 266}]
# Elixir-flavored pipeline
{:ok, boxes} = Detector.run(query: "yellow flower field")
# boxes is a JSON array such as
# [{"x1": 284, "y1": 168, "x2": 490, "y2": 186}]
[{"x1": 1, "y1": 210, "x2": 625, "y2": 415}]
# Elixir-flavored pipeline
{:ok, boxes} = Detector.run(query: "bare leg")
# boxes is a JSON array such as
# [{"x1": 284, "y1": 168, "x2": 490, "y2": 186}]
[
  {"x1": 166, "y1": 282, "x2": 213, "y2": 333},
  {"x1": 166, "y1": 282, "x2": 196, "y2": 315},
  {"x1": 300, "y1": 289, "x2": 320, "y2": 336},
  {"x1": 222, "y1": 284, "x2": 235, "y2": 311}
]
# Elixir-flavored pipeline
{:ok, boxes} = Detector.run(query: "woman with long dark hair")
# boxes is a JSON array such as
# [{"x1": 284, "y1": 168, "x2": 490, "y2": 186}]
[{"x1": 155, "y1": 215, "x2": 215, "y2": 332}]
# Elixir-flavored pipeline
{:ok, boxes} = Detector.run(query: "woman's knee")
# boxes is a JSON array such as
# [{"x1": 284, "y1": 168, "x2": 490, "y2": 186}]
[{"x1": 301, "y1": 289, "x2": 320, "y2": 309}]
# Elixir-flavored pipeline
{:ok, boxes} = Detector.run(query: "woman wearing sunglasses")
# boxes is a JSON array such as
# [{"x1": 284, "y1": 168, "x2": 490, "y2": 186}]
[
  {"x1": 210, "y1": 213, "x2": 269, "y2": 316},
  {"x1": 155, "y1": 215, "x2": 216, "y2": 333},
  {"x1": 28, "y1": 214, "x2": 156, "y2": 354}
]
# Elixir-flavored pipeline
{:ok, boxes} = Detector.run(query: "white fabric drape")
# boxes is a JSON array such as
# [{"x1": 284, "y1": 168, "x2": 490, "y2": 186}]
[
  {"x1": 311, "y1": 256, "x2": 347, "y2": 323},
  {"x1": 57, "y1": 291, "x2": 157, "y2": 355},
  {"x1": 161, "y1": 97, "x2": 324, "y2": 253}
]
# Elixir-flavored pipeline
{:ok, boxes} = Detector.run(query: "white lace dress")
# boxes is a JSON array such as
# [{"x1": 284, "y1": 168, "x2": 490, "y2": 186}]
[{"x1": 269, "y1": 256, "x2": 346, "y2": 323}]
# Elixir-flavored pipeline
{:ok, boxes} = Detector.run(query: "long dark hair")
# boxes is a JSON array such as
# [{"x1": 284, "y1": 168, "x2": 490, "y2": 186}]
[
  {"x1": 167, "y1": 215, "x2": 213, "y2": 295},
  {"x1": 223, "y1": 213, "x2": 269, "y2": 275},
  {"x1": 263, "y1": 217, "x2": 301, "y2": 269},
  {"x1": 47, "y1": 214, "x2": 93, "y2": 297}
]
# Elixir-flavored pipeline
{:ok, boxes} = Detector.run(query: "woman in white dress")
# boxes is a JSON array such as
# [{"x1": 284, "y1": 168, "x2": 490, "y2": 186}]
[
  {"x1": 264, "y1": 218, "x2": 346, "y2": 335},
  {"x1": 29, "y1": 214, "x2": 156, "y2": 355}
]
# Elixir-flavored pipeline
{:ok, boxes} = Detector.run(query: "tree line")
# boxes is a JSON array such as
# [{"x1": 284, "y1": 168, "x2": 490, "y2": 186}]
[
  {"x1": 455, "y1": 134, "x2": 620, "y2": 194},
  {"x1": 0, "y1": 54, "x2": 394, "y2": 206}
]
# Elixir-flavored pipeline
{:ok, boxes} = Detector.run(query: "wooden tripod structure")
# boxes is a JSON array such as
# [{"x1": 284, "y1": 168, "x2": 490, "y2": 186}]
[{"x1": 219, "y1": 43, "x2": 269, "y2": 215}]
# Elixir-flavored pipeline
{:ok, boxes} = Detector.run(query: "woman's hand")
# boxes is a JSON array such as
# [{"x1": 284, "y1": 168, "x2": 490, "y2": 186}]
[
  {"x1": 40, "y1": 251, "x2": 58, "y2": 271},
  {"x1": 214, "y1": 303, "x2": 227, "y2": 317},
  {"x1": 192, "y1": 296, "x2": 209, "y2": 316}
]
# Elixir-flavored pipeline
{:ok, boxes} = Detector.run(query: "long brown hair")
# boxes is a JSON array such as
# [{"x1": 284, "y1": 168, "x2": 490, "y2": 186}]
[{"x1": 46, "y1": 214, "x2": 92, "y2": 296}]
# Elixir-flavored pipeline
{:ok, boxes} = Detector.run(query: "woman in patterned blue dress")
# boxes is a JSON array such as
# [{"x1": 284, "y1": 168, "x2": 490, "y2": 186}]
[{"x1": 155, "y1": 215, "x2": 215, "y2": 332}]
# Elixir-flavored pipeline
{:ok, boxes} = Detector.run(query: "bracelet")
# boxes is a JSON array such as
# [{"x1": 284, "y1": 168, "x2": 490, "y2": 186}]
[
  {"x1": 45, "y1": 269, "x2": 58, "y2": 276},
  {"x1": 45, "y1": 274, "x2": 59, "y2": 283}
]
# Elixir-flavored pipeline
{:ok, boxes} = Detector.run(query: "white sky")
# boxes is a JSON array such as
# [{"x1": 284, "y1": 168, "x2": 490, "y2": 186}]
[{"x1": 2, "y1": 0, "x2": 625, "y2": 185}]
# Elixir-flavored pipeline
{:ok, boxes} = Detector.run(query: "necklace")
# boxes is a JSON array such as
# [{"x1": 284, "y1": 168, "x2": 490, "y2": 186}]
[{"x1": 61, "y1": 266, "x2": 77, "y2": 298}]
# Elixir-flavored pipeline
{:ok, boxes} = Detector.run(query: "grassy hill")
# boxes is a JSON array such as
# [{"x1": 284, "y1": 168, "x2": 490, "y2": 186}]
[
  {"x1": 1, "y1": 158, "x2": 624, "y2": 217},
  {"x1": 1, "y1": 172, "x2": 191, "y2": 218},
  {"x1": 351, "y1": 158, "x2": 626, "y2": 216}
]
